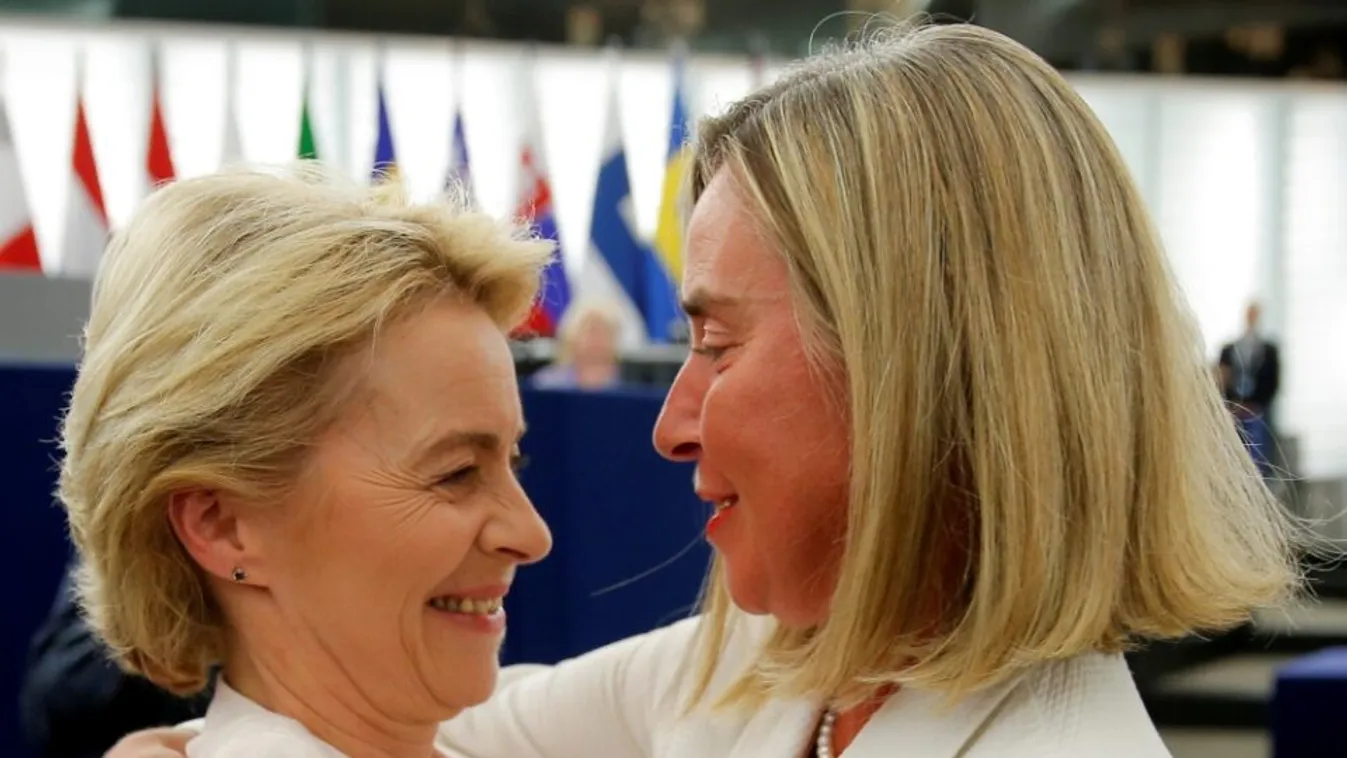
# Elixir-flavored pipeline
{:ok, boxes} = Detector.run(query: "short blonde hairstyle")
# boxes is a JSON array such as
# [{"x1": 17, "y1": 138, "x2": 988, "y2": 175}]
[
  {"x1": 553, "y1": 297, "x2": 624, "y2": 364},
  {"x1": 59, "y1": 164, "x2": 550, "y2": 694},
  {"x1": 686, "y1": 22, "x2": 1305, "y2": 708}
]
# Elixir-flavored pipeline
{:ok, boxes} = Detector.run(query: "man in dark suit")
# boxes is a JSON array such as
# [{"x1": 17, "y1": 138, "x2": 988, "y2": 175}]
[
  {"x1": 1217, "y1": 302, "x2": 1280, "y2": 475},
  {"x1": 19, "y1": 561, "x2": 210, "y2": 758},
  {"x1": 1218, "y1": 302, "x2": 1280, "y2": 416}
]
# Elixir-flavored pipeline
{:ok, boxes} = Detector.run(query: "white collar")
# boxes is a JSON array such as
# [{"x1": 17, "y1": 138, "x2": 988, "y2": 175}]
[
  {"x1": 193, "y1": 679, "x2": 346, "y2": 757},
  {"x1": 841, "y1": 674, "x2": 1025, "y2": 756},
  {"x1": 716, "y1": 668, "x2": 1027, "y2": 758}
]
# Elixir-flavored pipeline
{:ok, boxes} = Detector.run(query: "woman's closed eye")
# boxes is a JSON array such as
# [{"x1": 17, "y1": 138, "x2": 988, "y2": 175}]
[
  {"x1": 437, "y1": 453, "x2": 527, "y2": 489},
  {"x1": 691, "y1": 343, "x2": 731, "y2": 362},
  {"x1": 435, "y1": 465, "x2": 480, "y2": 488}
]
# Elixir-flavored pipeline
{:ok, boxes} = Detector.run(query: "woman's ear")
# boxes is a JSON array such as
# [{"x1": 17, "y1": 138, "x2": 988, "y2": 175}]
[{"x1": 168, "y1": 488, "x2": 264, "y2": 587}]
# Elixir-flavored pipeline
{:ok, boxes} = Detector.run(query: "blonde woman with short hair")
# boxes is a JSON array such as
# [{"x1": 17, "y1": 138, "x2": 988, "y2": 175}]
[
  {"x1": 63, "y1": 164, "x2": 552, "y2": 756},
  {"x1": 530, "y1": 298, "x2": 625, "y2": 390},
  {"x1": 112, "y1": 21, "x2": 1303, "y2": 758}
]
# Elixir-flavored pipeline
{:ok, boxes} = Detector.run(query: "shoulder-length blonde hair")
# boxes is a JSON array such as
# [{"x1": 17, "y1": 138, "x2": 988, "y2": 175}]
[
  {"x1": 59, "y1": 164, "x2": 550, "y2": 694},
  {"x1": 686, "y1": 21, "x2": 1305, "y2": 709}
]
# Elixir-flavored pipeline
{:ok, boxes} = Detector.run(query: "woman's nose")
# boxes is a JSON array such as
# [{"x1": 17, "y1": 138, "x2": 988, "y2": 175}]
[
  {"x1": 653, "y1": 361, "x2": 705, "y2": 462},
  {"x1": 488, "y1": 484, "x2": 552, "y2": 565}
]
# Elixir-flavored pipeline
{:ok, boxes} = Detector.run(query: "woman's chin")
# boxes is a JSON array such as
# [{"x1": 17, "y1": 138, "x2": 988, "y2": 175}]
[
  {"x1": 722, "y1": 564, "x2": 770, "y2": 617},
  {"x1": 429, "y1": 667, "x2": 497, "y2": 712},
  {"x1": 413, "y1": 609, "x2": 506, "y2": 710},
  {"x1": 723, "y1": 567, "x2": 827, "y2": 628}
]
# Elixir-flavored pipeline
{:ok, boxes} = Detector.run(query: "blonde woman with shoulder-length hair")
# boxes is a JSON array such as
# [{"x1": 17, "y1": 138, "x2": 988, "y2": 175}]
[
  {"x1": 63, "y1": 163, "x2": 553, "y2": 756},
  {"x1": 110, "y1": 21, "x2": 1306, "y2": 758}
]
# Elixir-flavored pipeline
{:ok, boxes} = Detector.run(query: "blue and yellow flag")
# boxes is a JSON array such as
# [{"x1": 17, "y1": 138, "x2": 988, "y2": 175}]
[
  {"x1": 644, "y1": 49, "x2": 690, "y2": 343},
  {"x1": 584, "y1": 50, "x2": 653, "y2": 346}
]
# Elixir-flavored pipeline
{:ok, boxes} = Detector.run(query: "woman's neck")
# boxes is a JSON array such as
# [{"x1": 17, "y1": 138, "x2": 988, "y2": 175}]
[
  {"x1": 828, "y1": 685, "x2": 897, "y2": 756},
  {"x1": 223, "y1": 648, "x2": 442, "y2": 758}
]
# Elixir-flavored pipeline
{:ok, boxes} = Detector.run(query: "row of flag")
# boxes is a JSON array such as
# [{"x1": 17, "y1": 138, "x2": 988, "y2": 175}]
[
  {"x1": 0, "y1": 61, "x2": 108, "y2": 279},
  {"x1": 0, "y1": 43, "x2": 769, "y2": 343},
  {"x1": 0, "y1": 50, "x2": 165, "y2": 280}
]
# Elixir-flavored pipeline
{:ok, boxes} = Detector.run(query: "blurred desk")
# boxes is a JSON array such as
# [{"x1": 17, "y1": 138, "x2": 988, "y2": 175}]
[
  {"x1": 0, "y1": 364, "x2": 708, "y2": 756},
  {"x1": 1271, "y1": 647, "x2": 1347, "y2": 758},
  {"x1": 512, "y1": 338, "x2": 689, "y2": 388}
]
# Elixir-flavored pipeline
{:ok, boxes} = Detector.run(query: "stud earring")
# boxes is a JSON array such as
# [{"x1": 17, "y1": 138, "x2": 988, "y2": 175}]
[{"x1": 231, "y1": 567, "x2": 247, "y2": 582}]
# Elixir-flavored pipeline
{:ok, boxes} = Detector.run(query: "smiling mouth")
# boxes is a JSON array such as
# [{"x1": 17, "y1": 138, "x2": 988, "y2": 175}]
[
  {"x1": 706, "y1": 497, "x2": 739, "y2": 536},
  {"x1": 427, "y1": 596, "x2": 504, "y2": 615}
]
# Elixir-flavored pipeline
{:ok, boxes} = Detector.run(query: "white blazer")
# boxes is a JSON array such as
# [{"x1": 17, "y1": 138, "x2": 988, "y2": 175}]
[{"x1": 437, "y1": 616, "x2": 1174, "y2": 758}]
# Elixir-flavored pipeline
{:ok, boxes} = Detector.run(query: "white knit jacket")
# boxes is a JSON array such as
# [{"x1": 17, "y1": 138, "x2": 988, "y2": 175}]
[{"x1": 436, "y1": 616, "x2": 1173, "y2": 758}]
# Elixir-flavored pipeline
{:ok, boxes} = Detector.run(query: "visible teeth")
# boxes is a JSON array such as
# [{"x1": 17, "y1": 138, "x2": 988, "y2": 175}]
[
  {"x1": 717, "y1": 498, "x2": 737, "y2": 512},
  {"x1": 429, "y1": 596, "x2": 503, "y2": 614}
]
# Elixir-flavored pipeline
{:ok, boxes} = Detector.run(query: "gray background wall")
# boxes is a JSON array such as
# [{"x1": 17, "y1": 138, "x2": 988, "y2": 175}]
[{"x1": 0, "y1": 274, "x2": 89, "y2": 364}]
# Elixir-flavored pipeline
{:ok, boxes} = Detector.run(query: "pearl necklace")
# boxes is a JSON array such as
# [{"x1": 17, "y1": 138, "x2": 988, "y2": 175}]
[{"x1": 815, "y1": 709, "x2": 838, "y2": 758}]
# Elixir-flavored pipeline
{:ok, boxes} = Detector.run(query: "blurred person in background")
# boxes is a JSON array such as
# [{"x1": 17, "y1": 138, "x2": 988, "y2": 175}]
[
  {"x1": 111, "y1": 21, "x2": 1305, "y2": 758},
  {"x1": 58, "y1": 164, "x2": 552, "y2": 756},
  {"x1": 20, "y1": 559, "x2": 208, "y2": 758},
  {"x1": 529, "y1": 298, "x2": 624, "y2": 390},
  {"x1": 1218, "y1": 301, "x2": 1281, "y2": 477}
]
